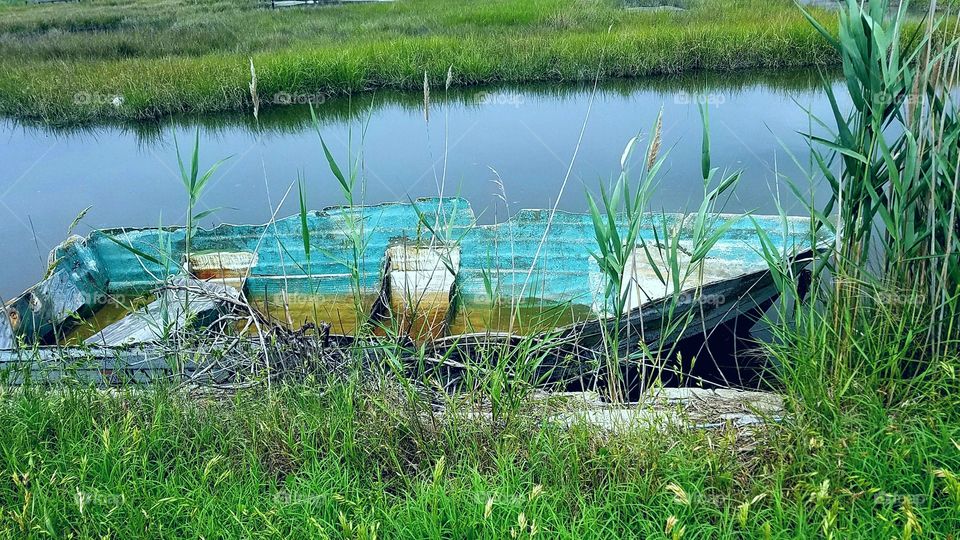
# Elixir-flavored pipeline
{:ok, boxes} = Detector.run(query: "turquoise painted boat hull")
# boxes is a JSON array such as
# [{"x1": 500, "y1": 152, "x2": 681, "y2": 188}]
[{"x1": 0, "y1": 198, "x2": 828, "y2": 383}]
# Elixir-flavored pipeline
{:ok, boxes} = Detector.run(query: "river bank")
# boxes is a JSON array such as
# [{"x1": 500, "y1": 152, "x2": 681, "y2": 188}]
[{"x1": 0, "y1": 0, "x2": 838, "y2": 123}]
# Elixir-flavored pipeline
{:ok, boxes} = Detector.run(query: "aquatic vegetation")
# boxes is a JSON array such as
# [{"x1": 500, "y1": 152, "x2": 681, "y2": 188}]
[
  {"x1": 0, "y1": 0, "x2": 841, "y2": 123},
  {"x1": 752, "y1": 2, "x2": 960, "y2": 533},
  {"x1": 586, "y1": 106, "x2": 747, "y2": 399}
]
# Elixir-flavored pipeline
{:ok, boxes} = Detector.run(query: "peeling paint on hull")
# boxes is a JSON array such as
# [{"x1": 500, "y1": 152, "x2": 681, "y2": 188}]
[{"x1": 1, "y1": 198, "x2": 829, "y2": 380}]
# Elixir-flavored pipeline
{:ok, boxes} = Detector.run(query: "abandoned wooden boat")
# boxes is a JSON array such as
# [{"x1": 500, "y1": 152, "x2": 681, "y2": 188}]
[{"x1": 0, "y1": 198, "x2": 828, "y2": 384}]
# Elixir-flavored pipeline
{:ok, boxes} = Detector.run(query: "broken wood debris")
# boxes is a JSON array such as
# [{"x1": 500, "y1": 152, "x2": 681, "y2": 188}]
[
  {"x1": 84, "y1": 278, "x2": 241, "y2": 346},
  {"x1": 0, "y1": 310, "x2": 14, "y2": 350},
  {"x1": 549, "y1": 388, "x2": 783, "y2": 431}
]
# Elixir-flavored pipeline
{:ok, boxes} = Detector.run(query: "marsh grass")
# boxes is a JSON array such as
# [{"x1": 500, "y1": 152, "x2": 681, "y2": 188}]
[
  {"x1": 587, "y1": 103, "x2": 748, "y2": 399},
  {"x1": 757, "y1": 0, "x2": 960, "y2": 406},
  {"x1": 749, "y1": 3, "x2": 960, "y2": 535},
  {"x1": 0, "y1": 0, "x2": 841, "y2": 123},
  {"x1": 5, "y1": 68, "x2": 835, "y2": 142}
]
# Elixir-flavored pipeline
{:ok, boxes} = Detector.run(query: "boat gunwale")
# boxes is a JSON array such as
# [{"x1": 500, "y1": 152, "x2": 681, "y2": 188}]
[{"x1": 86, "y1": 196, "x2": 823, "y2": 239}]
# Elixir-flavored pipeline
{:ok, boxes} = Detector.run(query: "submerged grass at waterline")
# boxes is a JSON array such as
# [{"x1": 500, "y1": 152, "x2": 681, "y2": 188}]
[{"x1": 0, "y1": 0, "x2": 839, "y2": 123}]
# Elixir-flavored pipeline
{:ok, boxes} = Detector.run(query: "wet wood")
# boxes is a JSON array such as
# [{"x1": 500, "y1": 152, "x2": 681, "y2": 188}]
[
  {"x1": 385, "y1": 241, "x2": 459, "y2": 339},
  {"x1": 84, "y1": 278, "x2": 240, "y2": 346},
  {"x1": 549, "y1": 388, "x2": 783, "y2": 431},
  {"x1": 0, "y1": 310, "x2": 14, "y2": 350}
]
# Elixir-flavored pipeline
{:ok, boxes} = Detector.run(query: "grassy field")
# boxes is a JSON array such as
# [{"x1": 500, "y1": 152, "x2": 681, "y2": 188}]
[{"x1": 0, "y1": 0, "x2": 838, "y2": 123}]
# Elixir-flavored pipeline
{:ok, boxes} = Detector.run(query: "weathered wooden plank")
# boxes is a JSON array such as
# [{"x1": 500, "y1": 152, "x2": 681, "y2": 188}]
[
  {"x1": 385, "y1": 241, "x2": 460, "y2": 339},
  {"x1": 0, "y1": 346, "x2": 206, "y2": 385},
  {"x1": 0, "y1": 311, "x2": 14, "y2": 350},
  {"x1": 550, "y1": 388, "x2": 783, "y2": 431},
  {"x1": 187, "y1": 251, "x2": 258, "y2": 289},
  {"x1": 84, "y1": 278, "x2": 240, "y2": 346}
]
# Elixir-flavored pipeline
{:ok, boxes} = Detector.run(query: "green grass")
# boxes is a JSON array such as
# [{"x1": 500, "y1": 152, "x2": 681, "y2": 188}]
[
  {"x1": 0, "y1": 0, "x2": 839, "y2": 123},
  {"x1": 0, "y1": 374, "x2": 958, "y2": 538}
]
